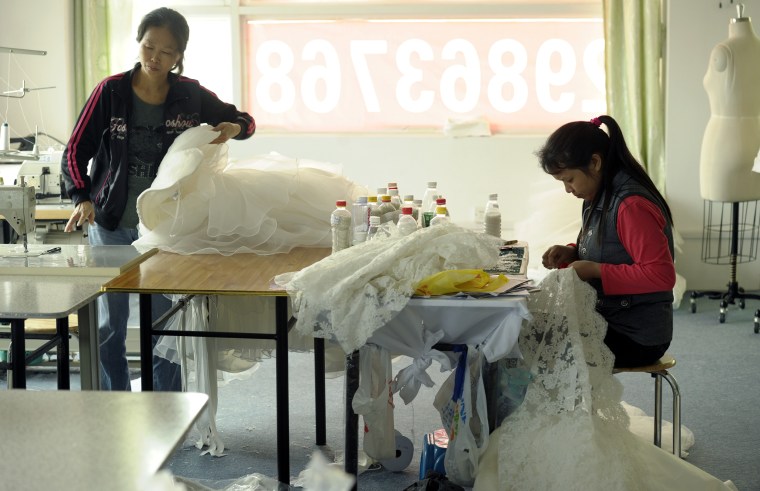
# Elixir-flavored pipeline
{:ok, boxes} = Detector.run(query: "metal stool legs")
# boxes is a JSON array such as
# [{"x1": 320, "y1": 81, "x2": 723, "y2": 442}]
[{"x1": 653, "y1": 370, "x2": 681, "y2": 457}]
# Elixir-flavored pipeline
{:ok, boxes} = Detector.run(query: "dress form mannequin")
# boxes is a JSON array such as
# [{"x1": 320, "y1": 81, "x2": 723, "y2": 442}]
[{"x1": 700, "y1": 5, "x2": 760, "y2": 201}]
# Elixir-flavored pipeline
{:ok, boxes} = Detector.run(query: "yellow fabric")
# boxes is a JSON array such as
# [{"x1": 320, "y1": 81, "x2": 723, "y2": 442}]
[
  {"x1": 603, "y1": 0, "x2": 667, "y2": 193},
  {"x1": 414, "y1": 269, "x2": 508, "y2": 297}
]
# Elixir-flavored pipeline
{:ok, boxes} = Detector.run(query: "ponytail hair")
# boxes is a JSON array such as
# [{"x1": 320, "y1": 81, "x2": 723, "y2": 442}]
[{"x1": 536, "y1": 114, "x2": 673, "y2": 228}]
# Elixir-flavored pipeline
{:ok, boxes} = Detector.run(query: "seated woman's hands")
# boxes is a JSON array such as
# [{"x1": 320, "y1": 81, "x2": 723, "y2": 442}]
[
  {"x1": 542, "y1": 245, "x2": 577, "y2": 269},
  {"x1": 542, "y1": 245, "x2": 601, "y2": 282}
]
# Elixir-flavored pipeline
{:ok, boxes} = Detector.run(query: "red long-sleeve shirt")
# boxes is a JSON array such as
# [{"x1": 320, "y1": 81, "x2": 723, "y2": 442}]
[{"x1": 598, "y1": 195, "x2": 675, "y2": 295}]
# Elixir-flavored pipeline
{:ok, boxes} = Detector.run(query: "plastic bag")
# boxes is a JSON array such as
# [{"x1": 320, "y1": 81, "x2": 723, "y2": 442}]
[
  {"x1": 414, "y1": 269, "x2": 507, "y2": 296},
  {"x1": 433, "y1": 346, "x2": 490, "y2": 487},
  {"x1": 490, "y1": 359, "x2": 533, "y2": 427},
  {"x1": 351, "y1": 344, "x2": 396, "y2": 460}
]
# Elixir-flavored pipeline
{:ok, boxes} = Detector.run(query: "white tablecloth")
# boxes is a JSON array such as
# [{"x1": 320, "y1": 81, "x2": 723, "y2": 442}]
[{"x1": 367, "y1": 295, "x2": 531, "y2": 403}]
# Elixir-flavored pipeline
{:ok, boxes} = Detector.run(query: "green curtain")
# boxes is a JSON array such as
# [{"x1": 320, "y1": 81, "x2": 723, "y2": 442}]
[
  {"x1": 73, "y1": 0, "x2": 110, "y2": 112},
  {"x1": 72, "y1": 0, "x2": 133, "y2": 112},
  {"x1": 603, "y1": 0, "x2": 666, "y2": 192}
]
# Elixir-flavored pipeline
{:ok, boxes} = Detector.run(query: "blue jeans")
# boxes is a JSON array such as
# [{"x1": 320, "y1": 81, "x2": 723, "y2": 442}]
[{"x1": 89, "y1": 224, "x2": 181, "y2": 391}]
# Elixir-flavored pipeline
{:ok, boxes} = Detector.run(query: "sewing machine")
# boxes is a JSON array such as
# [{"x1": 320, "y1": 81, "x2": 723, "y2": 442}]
[
  {"x1": 0, "y1": 179, "x2": 36, "y2": 252},
  {"x1": 16, "y1": 157, "x2": 64, "y2": 199}
]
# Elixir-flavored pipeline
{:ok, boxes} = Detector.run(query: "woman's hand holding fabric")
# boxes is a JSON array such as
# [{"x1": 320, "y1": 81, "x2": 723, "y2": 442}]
[
  {"x1": 209, "y1": 122, "x2": 241, "y2": 144},
  {"x1": 568, "y1": 260, "x2": 601, "y2": 281}
]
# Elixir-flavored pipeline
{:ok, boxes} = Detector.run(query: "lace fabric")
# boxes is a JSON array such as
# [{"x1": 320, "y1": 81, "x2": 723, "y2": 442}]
[
  {"x1": 475, "y1": 269, "x2": 736, "y2": 491},
  {"x1": 274, "y1": 223, "x2": 503, "y2": 354}
]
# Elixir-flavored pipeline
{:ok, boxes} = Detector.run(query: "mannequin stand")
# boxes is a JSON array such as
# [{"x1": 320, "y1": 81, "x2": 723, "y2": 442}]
[{"x1": 689, "y1": 201, "x2": 760, "y2": 332}]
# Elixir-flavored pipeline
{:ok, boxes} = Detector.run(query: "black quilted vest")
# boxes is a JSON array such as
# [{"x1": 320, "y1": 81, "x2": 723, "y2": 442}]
[{"x1": 577, "y1": 172, "x2": 674, "y2": 346}]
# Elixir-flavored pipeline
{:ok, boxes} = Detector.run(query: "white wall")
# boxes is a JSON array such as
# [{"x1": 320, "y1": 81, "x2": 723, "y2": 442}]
[
  {"x1": 0, "y1": 0, "x2": 74, "y2": 152},
  {"x1": 4, "y1": 0, "x2": 759, "y2": 292}
]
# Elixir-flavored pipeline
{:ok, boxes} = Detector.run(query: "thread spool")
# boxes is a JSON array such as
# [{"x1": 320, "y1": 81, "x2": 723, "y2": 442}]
[
  {"x1": 0, "y1": 122, "x2": 10, "y2": 151},
  {"x1": 378, "y1": 431, "x2": 414, "y2": 472}
]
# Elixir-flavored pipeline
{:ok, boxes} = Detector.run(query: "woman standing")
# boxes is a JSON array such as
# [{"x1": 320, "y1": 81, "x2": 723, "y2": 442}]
[
  {"x1": 61, "y1": 7, "x2": 255, "y2": 390},
  {"x1": 539, "y1": 115, "x2": 675, "y2": 368}
]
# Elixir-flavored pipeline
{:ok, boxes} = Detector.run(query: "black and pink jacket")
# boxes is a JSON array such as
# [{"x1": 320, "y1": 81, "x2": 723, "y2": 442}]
[{"x1": 61, "y1": 63, "x2": 255, "y2": 230}]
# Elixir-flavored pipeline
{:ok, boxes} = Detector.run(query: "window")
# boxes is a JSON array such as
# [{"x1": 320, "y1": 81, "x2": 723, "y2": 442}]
[
  {"x1": 245, "y1": 17, "x2": 604, "y2": 133},
  {"x1": 124, "y1": 1, "x2": 605, "y2": 134}
]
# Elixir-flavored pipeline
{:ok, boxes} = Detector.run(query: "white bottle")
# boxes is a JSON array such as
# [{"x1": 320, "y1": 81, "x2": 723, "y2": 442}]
[
  {"x1": 331, "y1": 200, "x2": 352, "y2": 253},
  {"x1": 412, "y1": 199, "x2": 423, "y2": 222},
  {"x1": 0, "y1": 122, "x2": 10, "y2": 151},
  {"x1": 366, "y1": 215, "x2": 382, "y2": 241},
  {"x1": 420, "y1": 182, "x2": 438, "y2": 218},
  {"x1": 368, "y1": 195, "x2": 381, "y2": 219},
  {"x1": 397, "y1": 206, "x2": 418, "y2": 236},
  {"x1": 376, "y1": 187, "x2": 388, "y2": 204},
  {"x1": 484, "y1": 193, "x2": 502, "y2": 238},
  {"x1": 377, "y1": 194, "x2": 397, "y2": 224},
  {"x1": 430, "y1": 205, "x2": 450, "y2": 226},
  {"x1": 352, "y1": 196, "x2": 369, "y2": 245},
  {"x1": 389, "y1": 188, "x2": 402, "y2": 210},
  {"x1": 421, "y1": 194, "x2": 440, "y2": 228}
]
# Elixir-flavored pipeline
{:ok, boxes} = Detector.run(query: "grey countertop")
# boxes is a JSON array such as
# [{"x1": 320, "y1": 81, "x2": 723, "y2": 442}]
[{"x1": 0, "y1": 390, "x2": 208, "y2": 490}]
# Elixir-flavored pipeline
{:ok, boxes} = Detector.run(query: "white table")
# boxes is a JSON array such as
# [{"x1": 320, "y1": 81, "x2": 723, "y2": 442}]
[
  {"x1": 0, "y1": 390, "x2": 208, "y2": 490},
  {"x1": 343, "y1": 294, "x2": 531, "y2": 483},
  {"x1": 0, "y1": 276, "x2": 108, "y2": 389},
  {"x1": 0, "y1": 244, "x2": 155, "y2": 389}
]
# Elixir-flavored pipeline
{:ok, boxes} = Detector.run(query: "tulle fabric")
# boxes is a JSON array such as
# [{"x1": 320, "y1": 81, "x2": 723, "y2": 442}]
[
  {"x1": 135, "y1": 125, "x2": 366, "y2": 254},
  {"x1": 473, "y1": 269, "x2": 737, "y2": 491},
  {"x1": 133, "y1": 125, "x2": 368, "y2": 455}
]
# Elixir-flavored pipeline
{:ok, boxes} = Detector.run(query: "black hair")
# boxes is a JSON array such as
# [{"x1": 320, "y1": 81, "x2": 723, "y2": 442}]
[
  {"x1": 136, "y1": 7, "x2": 190, "y2": 75},
  {"x1": 536, "y1": 115, "x2": 673, "y2": 241}
]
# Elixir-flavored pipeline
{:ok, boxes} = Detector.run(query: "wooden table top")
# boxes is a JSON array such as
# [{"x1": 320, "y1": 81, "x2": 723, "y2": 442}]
[{"x1": 101, "y1": 247, "x2": 331, "y2": 296}]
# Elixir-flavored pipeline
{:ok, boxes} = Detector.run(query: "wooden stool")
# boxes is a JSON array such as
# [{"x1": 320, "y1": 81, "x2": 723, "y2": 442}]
[{"x1": 613, "y1": 354, "x2": 682, "y2": 457}]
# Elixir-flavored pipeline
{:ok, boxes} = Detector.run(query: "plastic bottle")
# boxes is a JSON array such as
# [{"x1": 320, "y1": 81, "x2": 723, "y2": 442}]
[
  {"x1": 0, "y1": 122, "x2": 10, "y2": 151},
  {"x1": 331, "y1": 200, "x2": 352, "y2": 253},
  {"x1": 389, "y1": 188, "x2": 402, "y2": 210},
  {"x1": 368, "y1": 195, "x2": 381, "y2": 219},
  {"x1": 422, "y1": 194, "x2": 442, "y2": 228},
  {"x1": 366, "y1": 215, "x2": 382, "y2": 241},
  {"x1": 352, "y1": 196, "x2": 369, "y2": 245},
  {"x1": 420, "y1": 182, "x2": 438, "y2": 217},
  {"x1": 430, "y1": 205, "x2": 450, "y2": 226},
  {"x1": 376, "y1": 187, "x2": 388, "y2": 204},
  {"x1": 397, "y1": 206, "x2": 418, "y2": 236},
  {"x1": 377, "y1": 194, "x2": 397, "y2": 224},
  {"x1": 484, "y1": 193, "x2": 502, "y2": 238},
  {"x1": 402, "y1": 195, "x2": 416, "y2": 221},
  {"x1": 412, "y1": 199, "x2": 423, "y2": 222},
  {"x1": 435, "y1": 197, "x2": 450, "y2": 217}
]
